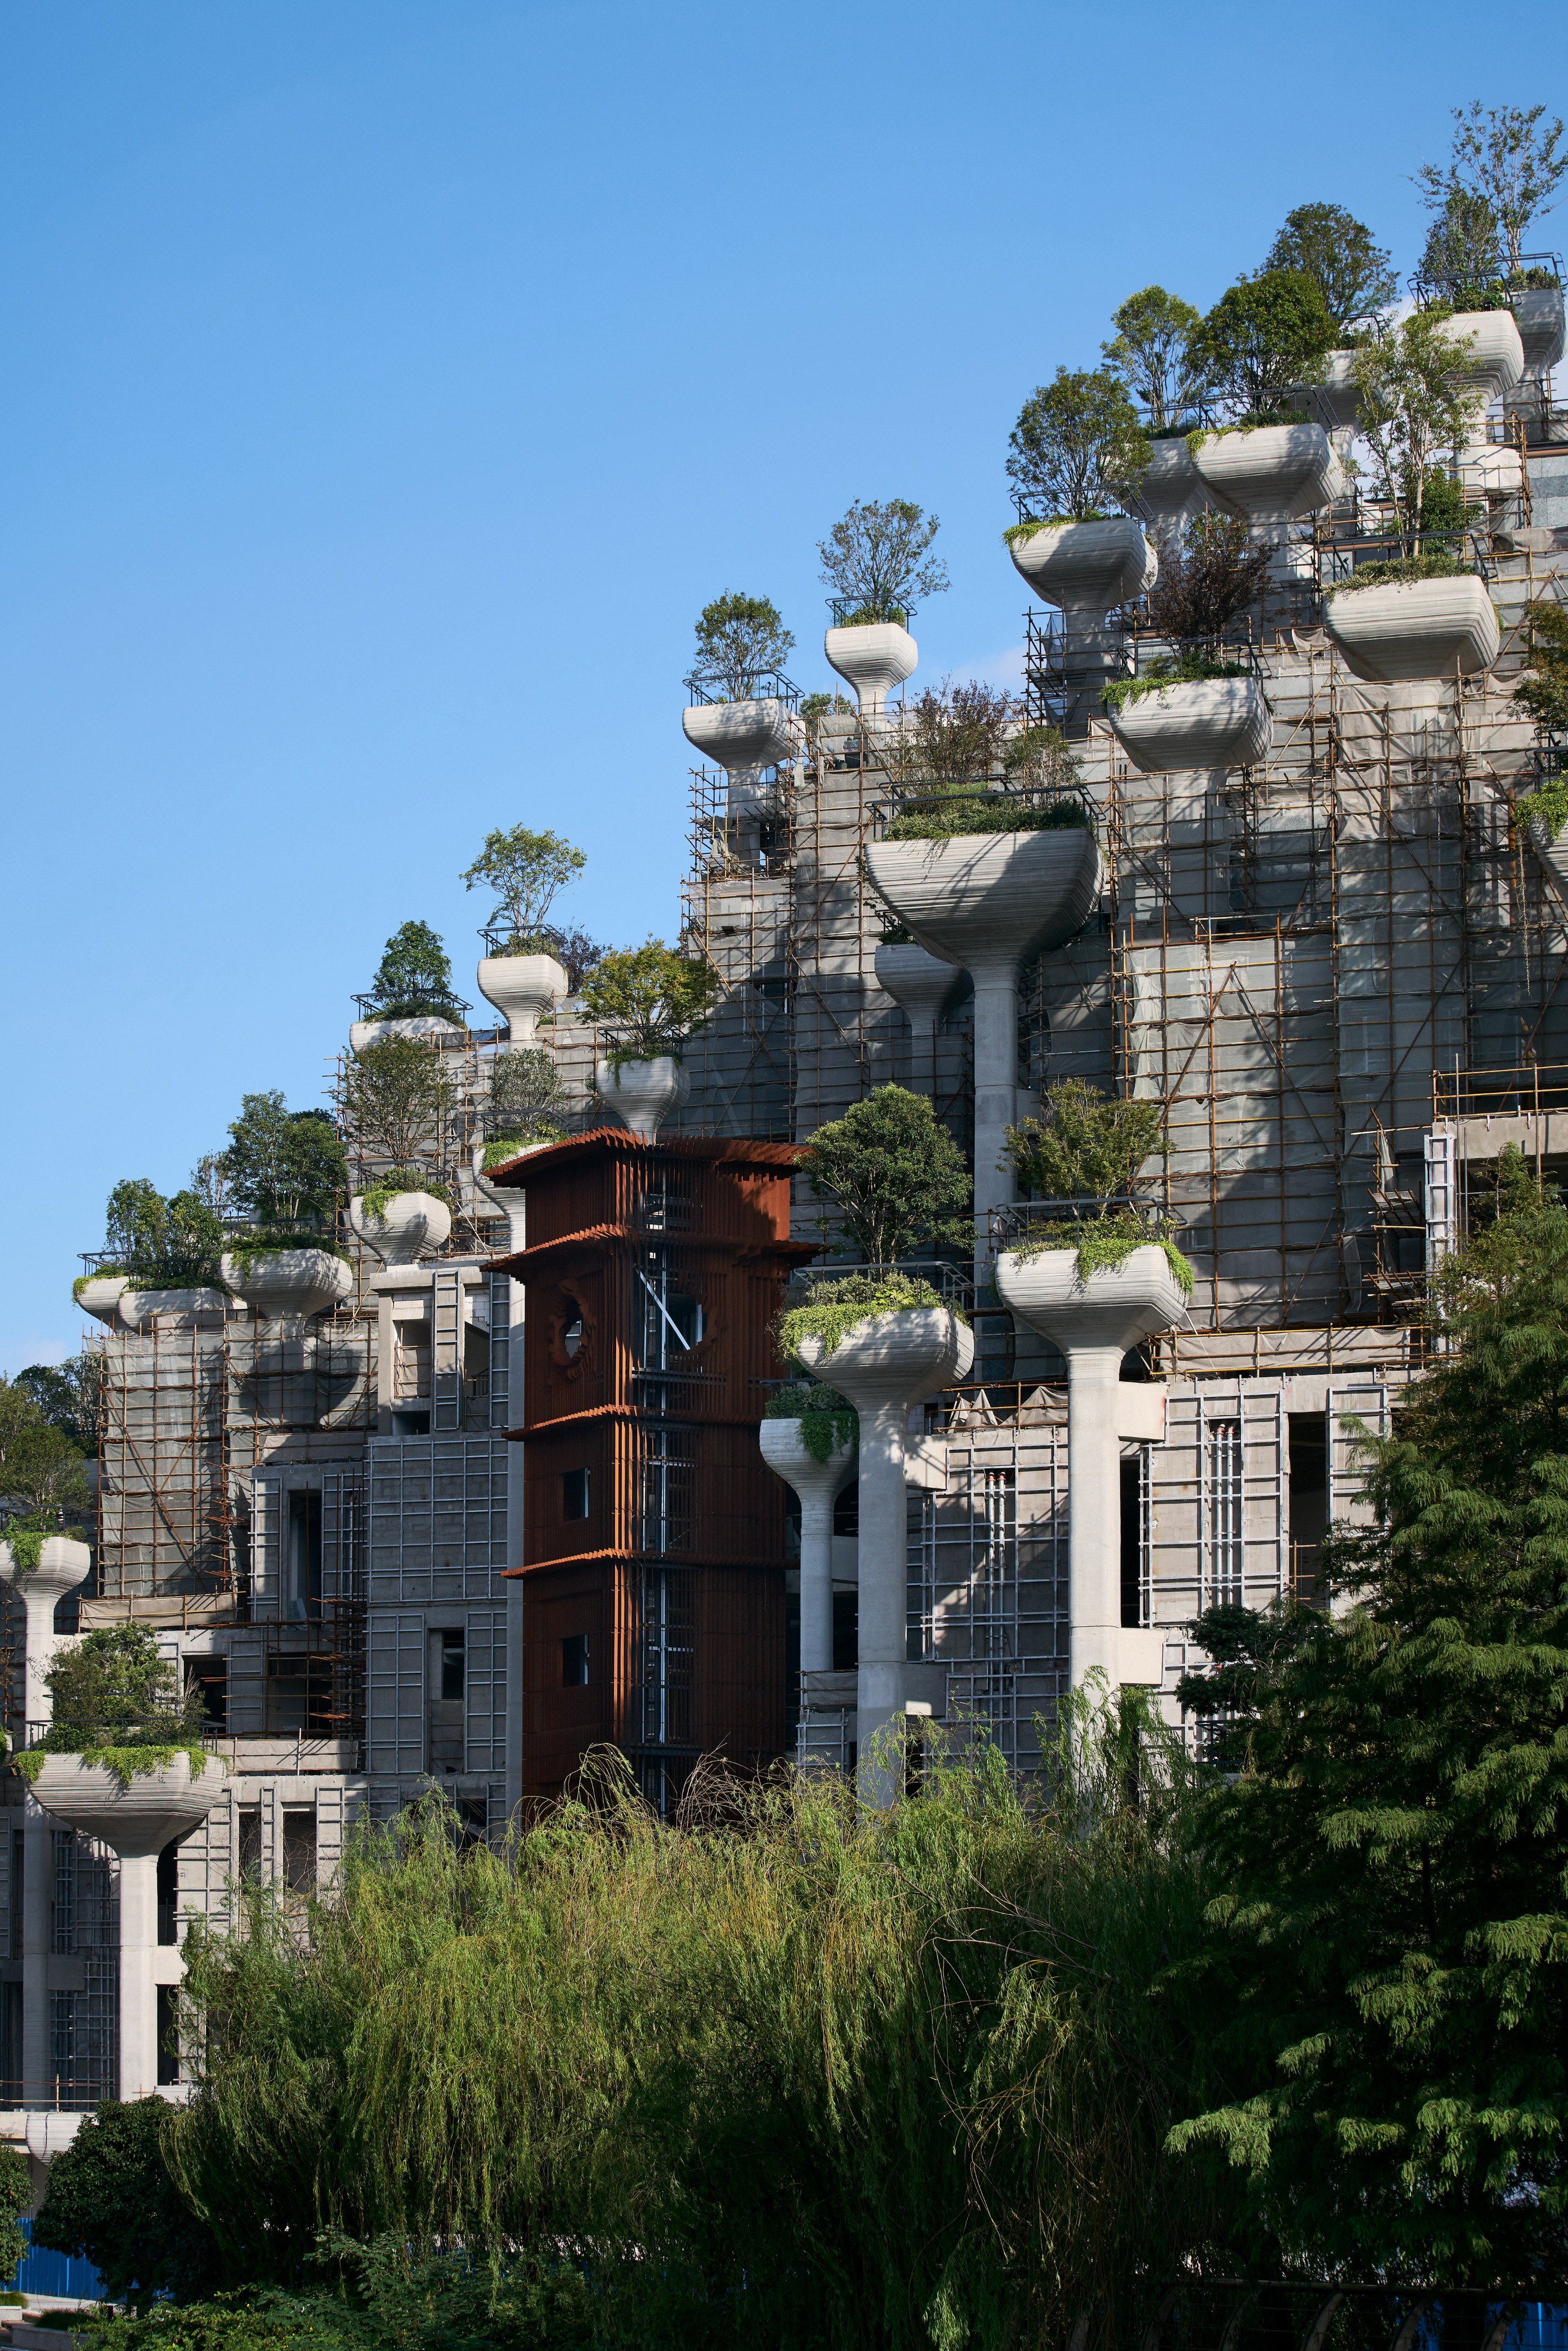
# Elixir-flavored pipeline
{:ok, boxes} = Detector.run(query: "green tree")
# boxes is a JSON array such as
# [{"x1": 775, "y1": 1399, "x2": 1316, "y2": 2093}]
[
  {"x1": 32, "y1": 2097, "x2": 223, "y2": 2306},
  {"x1": 1006, "y1": 367, "x2": 1149, "y2": 520},
  {"x1": 1101, "y1": 286, "x2": 1208, "y2": 430},
  {"x1": 484, "y1": 1047, "x2": 569, "y2": 1145},
  {"x1": 1170, "y1": 1162, "x2": 1568, "y2": 2279},
  {"x1": 43, "y1": 1623, "x2": 208, "y2": 1748},
  {"x1": 1003, "y1": 1078, "x2": 1166, "y2": 1203},
  {"x1": 799, "y1": 1085, "x2": 972, "y2": 1268},
  {"x1": 1260, "y1": 202, "x2": 1399, "y2": 333},
  {"x1": 1416, "y1": 102, "x2": 1568, "y2": 276},
  {"x1": 0, "y1": 1377, "x2": 91, "y2": 1533},
  {"x1": 1190, "y1": 269, "x2": 1335, "y2": 416},
  {"x1": 1514, "y1": 599, "x2": 1568, "y2": 736},
  {"x1": 579, "y1": 939, "x2": 721, "y2": 1064},
  {"x1": 105, "y1": 1179, "x2": 225, "y2": 1286},
  {"x1": 15, "y1": 1356, "x2": 101, "y2": 1455},
  {"x1": 342, "y1": 1039, "x2": 451, "y2": 1174},
  {"x1": 1419, "y1": 186, "x2": 1504, "y2": 297},
  {"x1": 222, "y1": 1096, "x2": 346, "y2": 1233},
  {"x1": 460, "y1": 826, "x2": 586, "y2": 952},
  {"x1": 689, "y1": 593, "x2": 794, "y2": 700},
  {"x1": 816, "y1": 498, "x2": 948, "y2": 624},
  {"x1": 0, "y1": 2143, "x2": 30, "y2": 2294},
  {"x1": 362, "y1": 921, "x2": 469, "y2": 1024},
  {"x1": 1349, "y1": 307, "x2": 1483, "y2": 546}
]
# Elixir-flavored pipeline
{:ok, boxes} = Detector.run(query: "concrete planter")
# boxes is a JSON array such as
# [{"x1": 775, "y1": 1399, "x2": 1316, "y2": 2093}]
[
  {"x1": 1191, "y1": 424, "x2": 1337, "y2": 525},
  {"x1": 1511, "y1": 287, "x2": 1566, "y2": 377},
  {"x1": 347, "y1": 1190, "x2": 452, "y2": 1266},
  {"x1": 75, "y1": 1274, "x2": 130, "y2": 1325},
  {"x1": 795, "y1": 1306, "x2": 973, "y2": 1793},
  {"x1": 348, "y1": 1014, "x2": 464, "y2": 1054},
  {"x1": 1440, "y1": 310, "x2": 1524, "y2": 405},
  {"x1": 475, "y1": 953, "x2": 569, "y2": 1045},
  {"x1": 27, "y1": 1750, "x2": 227, "y2": 1856},
  {"x1": 220, "y1": 1247, "x2": 354, "y2": 1321},
  {"x1": 594, "y1": 1056, "x2": 690, "y2": 1141},
  {"x1": 1134, "y1": 438, "x2": 1229, "y2": 533},
  {"x1": 1108, "y1": 678, "x2": 1271, "y2": 774},
  {"x1": 117, "y1": 1286, "x2": 229, "y2": 1330},
  {"x1": 0, "y1": 1538, "x2": 91, "y2": 1724},
  {"x1": 1323, "y1": 575, "x2": 1499, "y2": 684},
  {"x1": 874, "y1": 939, "x2": 963, "y2": 1038},
  {"x1": 759, "y1": 1417, "x2": 857, "y2": 1679},
  {"x1": 998, "y1": 1244, "x2": 1184, "y2": 1693},
  {"x1": 823, "y1": 623, "x2": 918, "y2": 718},
  {"x1": 867, "y1": 827, "x2": 1102, "y2": 1265},
  {"x1": 1007, "y1": 519, "x2": 1156, "y2": 621},
  {"x1": 471, "y1": 1138, "x2": 553, "y2": 1250},
  {"x1": 681, "y1": 697, "x2": 801, "y2": 773}
]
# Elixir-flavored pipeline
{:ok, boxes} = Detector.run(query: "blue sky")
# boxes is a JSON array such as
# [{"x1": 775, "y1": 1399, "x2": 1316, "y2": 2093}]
[{"x1": 3, "y1": 0, "x2": 1565, "y2": 1370}]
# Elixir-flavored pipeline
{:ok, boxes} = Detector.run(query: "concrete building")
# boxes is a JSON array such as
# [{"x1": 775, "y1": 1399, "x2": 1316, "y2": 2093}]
[{"x1": 2, "y1": 274, "x2": 1566, "y2": 2148}]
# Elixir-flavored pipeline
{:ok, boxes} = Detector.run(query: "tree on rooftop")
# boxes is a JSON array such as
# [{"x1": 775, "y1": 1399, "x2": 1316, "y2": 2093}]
[
  {"x1": 1348, "y1": 308, "x2": 1482, "y2": 549},
  {"x1": 798, "y1": 1086, "x2": 972, "y2": 1270},
  {"x1": 342, "y1": 1038, "x2": 451, "y2": 1174},
  {"x1": 1419, "y1": 186, "x2": 1504, "y2": 296},
  {"x1": 1002, "y1": 1079, "x2": 1166, "y2": 1204},
  {"x1": 221, "y1": 1095, "x2": 346, "y2": 1232},
  {"x1": 689, "y1": 593, "x2": 795, "y2": 700},
  {"x1": 1416, "y1": 102, "x2": 1568, "y2": 276},
  {"x1": 1189, "y1": 270, "x2": 1335, "y2": 416},
  {"x1": 460, "y1": 824, "x2": 586, "y2": 952},
  {"x1": 1170, "y1": 1150, "x2": 1568, "y2": 2278},
  {"x1": 1006, "y1": 367, "x2": 1150, "y2": 519},
  {"x1": 816, "y1": 498, "x2": 948, "y2": 624},
  {"x1": 881, "y1": 680, "x2": 1017, "y2": 793},
  {"x1": 15, "y1": 1358, "x2": 101, "y2": 1457},
  {"x1": 1101, "y1": 287, "x2": 1209, "y2": 430},
  {"x1": 363, "y1": 920, "x2": 469, "y2": 1024},
  {"x1": 1259, "y1": 203, "x2": 1399, "y2": 333},
  {"x1": 104, "y1": 1178, "x2": 225, "y2": 1286},
  {"x1": 579, "y1": 939, "x2": 722, "y2": 1064}
]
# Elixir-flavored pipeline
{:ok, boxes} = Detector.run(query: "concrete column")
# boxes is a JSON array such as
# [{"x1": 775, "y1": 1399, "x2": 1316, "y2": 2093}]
[
  {"x1": 21, "y1": 1815, "x2": 50, "y2": 2105},
  {"x1": 116, "y1": 1854, "x2": 158, "y2": 2100},
  {"x1": 759, "y1": 1423, "x2": 856, "y2": 1681},
  {"x1": 1063, "y1": 1346, "x2": 1126, "y2": 1689},
  {"x1": 501, "y1": 1201, "x2": 528, "y2": 1826},
  {"x1": 969, "y1": 958, "x2": 1019, "y2": 1270}
]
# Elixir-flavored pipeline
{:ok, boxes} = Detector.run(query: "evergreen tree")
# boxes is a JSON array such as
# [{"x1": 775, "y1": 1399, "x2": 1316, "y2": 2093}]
[
  {"x1": 1006, "y1": 368, "x2": 1149, "y2": 520},
  {"x1": 1171, "y1": 1149, "x2": 1568, "y2": 2280},
  {"x1": 1190, "y1": 270, "x2": 1335, "y2": 417},
  {"x1": 1260, "y1": 203, "x2": 1399, "y2": 332},
  {"x1": 363, "y1": 921, "x2": 468, "y2": 1023},
  {"x1": 798, "y1": 1086, "x2": 972, "y2": 1269},
  {"x1": 221, "y1": 1095, "x2": 346, "y2": 1232}
]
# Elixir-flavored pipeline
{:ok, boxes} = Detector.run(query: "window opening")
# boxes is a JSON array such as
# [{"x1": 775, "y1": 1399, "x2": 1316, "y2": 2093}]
[
  {"x1": 287, "y1": 1488, "x2": 323, "y2": 1622},
  {"x1": 156, "y1": 1841, "x2": 177, "y2": 1946},
  {"x1": 1208, "y1": 1419, "x2": 1244, "y2": 1608},
  {"x1": 562, "y1": 1467, "x2": 591, "y2": 1521},
  {"x1": 561, "y1": 1633, "x2": 589, "y2": 1687}
]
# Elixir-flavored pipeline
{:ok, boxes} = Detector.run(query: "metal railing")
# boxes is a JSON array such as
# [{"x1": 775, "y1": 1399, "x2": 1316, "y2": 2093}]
[
  {"x1": 1434, "y1": 1061, "x2": 1568, "y2": 1121},
  {"x1": 828, "y1": 597, "x2": 912, "y2": 629},
  {"x1": 1411, "y1": 246, "x2": 1564, "y2": 308},
  {"x1": 681, "y1": 668, "x2": 802, "y2": 710},
  {"x1": 987, "y1": 1196, "x2": 1171, "y2": 1251},
  {"x1": 785, "y1": 1258, "x2": 976, "y2": 1312}
]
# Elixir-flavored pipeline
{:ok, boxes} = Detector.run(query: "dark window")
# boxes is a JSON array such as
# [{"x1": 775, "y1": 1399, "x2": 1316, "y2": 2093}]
[
  {"x1": 457, "y1": 1795, "x2": 488, "y2": 1846},
  {"x1": 392, "y1": 1409, "x2": 431, "y2": 1436},
  {"x1": 439, "y1": 1628, "x2": 465, "y2": 1701},
  {"x1": 287, "y1": 1489, "x2": 323, "y2": 1621},
  {"x1": 561, "y1": 1633, "x2": 589, "y2": 1688},
  {"x1": 238, "y1": 1807, "x2": 262, "y2": 1881},
  {"x1": 185, "y1": 1657, "x2": 227, "y2": 1731},
  {"x1": 282, "y1": 1811, "x2": 317, "y2": 1893},
  {"x1": 156, "y1": 1985, "x2": 179, "y2": 2086},
  {"x1": 832, "y1": 1590, "x2": 858, "y2": 1671},
  {"x1": 1288, "y1": 1412, "x2": 1329, "y2": 1601},
  {"x1": 832, "y1": 1487, "x2": 859, "y2": 1538},
  {"x1": 562, "y1": 1467, "x2": 591, "y2": 1521},
  {"x1": 562, "y1": 1312, "x2": 584, "y2": 1359},
  {"x1": 1121, "y1": 1452, "x2": 1149, "y2": 1629},
  {"x1": 157, "y1": 1840, "x2": 178, "y2": 1946},
  {"x1": 1, "y1": 1981, "x2": 21, "y2": 2103},
  {"x1": 267, "y1": 1652, "x2": 335, "y2": 1737}
]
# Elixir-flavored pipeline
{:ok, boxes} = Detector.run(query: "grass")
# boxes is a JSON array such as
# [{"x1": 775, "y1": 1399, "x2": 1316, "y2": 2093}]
[
  {"x1": 1009, "y1": 1214, "x2": 1195, "y2": 1296},
  {"x1": 778, "y1": 1272, "x2": 958, "y2": 1364},
  {"x1": 1327, "y1": 552, "x2": 1469, "y2": 595},
  {"x1": 883, "y1": 796, "x2": 1092, "y2": 844},
  {"x1": 1102, "y1": 660, "x2": 1251, "y2": 714}
]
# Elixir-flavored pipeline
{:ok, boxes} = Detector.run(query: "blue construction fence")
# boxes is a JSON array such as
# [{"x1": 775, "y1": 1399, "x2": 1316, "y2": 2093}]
[{"x1": 5, "y1": 2218, "x2": 105, "y2": 2303}]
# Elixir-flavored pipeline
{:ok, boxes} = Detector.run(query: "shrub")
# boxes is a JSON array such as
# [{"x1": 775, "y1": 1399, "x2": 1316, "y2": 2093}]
[
  {"x1": 797, "y1": 1086, "x2": 972, "y2": 1269},
  {"x1": 342, "y1": 1039, "x2": 450, "y2": 1174},
  {"x1": 1003, "y1": 1079, "x2": 1167, "y2": 1204},
  {"x1": 355, "y1": 1172, "x2": 453, "y2": 1223},
  {"x1": 0, "y1": 2144, "x2": 29, "y2": 2288},
  {"x1": 579, "y1": 939, "x2": 721, "y2": 1067},
  {"x1": 104, "y1": 1180, "x2": 225, "y2": 1289},
  {"x1": 1102, "y1": 657, "x2": 1252, "y2": 713},
  {"x1": 778, "y1": 1272, "x2": 956, "y2": 1365},
  {"x1": 881, "y1": 680, "x2": 1016, "y2": 792},
  {"x1": 32, "y1": 2098, "x2": 223, "y2": 2308},
  {"x1": 1143, "y1": 513, "x2": 1272, "y2": 648},
  {"x1": 1327, "y1": 552, "x2": 1469, "y2": 593},
  {"x1": 883, "y1": 796, "x2": 1092, "y2": 843}
]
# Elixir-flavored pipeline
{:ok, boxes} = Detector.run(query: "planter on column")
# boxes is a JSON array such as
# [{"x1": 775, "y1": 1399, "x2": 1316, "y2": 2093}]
[
  {"x1": 75, "y1": 1274, "x2": 130, "y2": 1326},
  {"x1": 0, "y1": 1538, "x2": 91, "y2": 1732},
  {"x1": 348, "y1": 1013, "x2": 465, "y2": 1055},
  {"x1": 1106, "y1": 678, "x2": 1271, "y2": 774},
  {"x1": 594, "y1": 1057, "x2": 690, "y2": 1141},
  {"x1": 823, "y1": 623, "x2": 918, "y2": 719},
  {"x1": 865, "y1": 827, "x2": 1102, "y2": 1270},
  {"x1": 793, "y1": 1306, "x2": 973, "y2": 1798},
  {"x1": 220, "y1": 1247, "x2": 354, "y2": 1324},
  {"x1": 1190, "y1": 424, "x2": 1337, "y2": 527},
  {"x1": 346, "y1": 1190, "x2": 453, "y2": 1266},
  {"x1": 1438, "y1": 310, "x2": 1524, "y2": 406},
  {"x1": 682, "y1": 698, "x2": 802, "y2": 827},
  {"x1": 116, "y1": 1288, "x2": 229, "y2": 1330},
  {"x1": 759, "y1": 1411, "x2": 858, "y2": 1685},
  {"x1": 996, "y1": 1244, "x2": 1185, "y2": 1690},
  {"x1": 1323, "y1": 575, "x2": 1499, "y2": 684},
  {"x1": 1133, "y1": 438, "x2": 1234, "y2": 536},
  {"x1": 26, "y1": 1753, "x2": 228, "y2": 2101},
  {"x1": 873, "y1": 940, "x2": 963, "y2": 1095},
  {"x1": 475, "y1": 953, "x2": 570, "y2": 1046}
]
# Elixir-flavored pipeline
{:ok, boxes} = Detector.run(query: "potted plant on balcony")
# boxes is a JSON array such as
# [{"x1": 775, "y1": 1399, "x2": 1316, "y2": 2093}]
[
  {"x1": 341, "y1": 1036, "x2": 454, "y2": 1264},
  {"x1": 75, "y1": 1178, "x2": 229, "y2": 1328},
  {"x1": 681, "y1": 593, "x2": 802, "y2": 784},
  {"x1": 1104, "y1": 656, "x2": 1270, "y2": 774},
  {"x1": 1005, "y1": 367, "x2": 1156, "y2": 619},
  {"x1": 349, "y1": 920, "x2": 471, "y2": 1052},
  {"x1": 580, "y1": 940, "x2": 722, "y2": 1140},
  {"x1": 217, "y1": 1092, "x2": 353, "y2": 1319},
  {"x1": 15, "y1": 1623, "x2": 224, "y2": 1807},
  {"x1": 462, "y1": 824, "x2": 585, "y2": 1039},
  {"x1": 818, "y1": 500, "x2": 946, "y2": 717}
]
